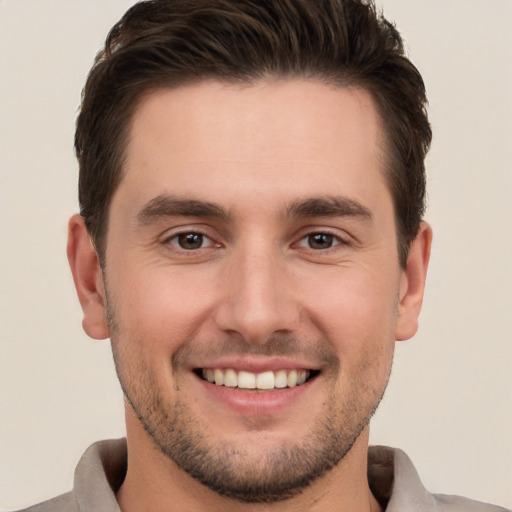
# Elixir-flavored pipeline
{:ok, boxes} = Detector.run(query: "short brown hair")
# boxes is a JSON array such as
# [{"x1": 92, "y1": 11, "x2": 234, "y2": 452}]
[{"x1": 75, "y1": 0, "x2": 431, "y2": 266}]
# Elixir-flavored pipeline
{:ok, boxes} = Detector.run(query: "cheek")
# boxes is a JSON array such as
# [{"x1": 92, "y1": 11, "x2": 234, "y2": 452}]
[
  {"x1": 302, "y1": 265, "x2": 400, "y2": 352},
  {"x1": 108, "y1": 263, "x2": 219, "y2": 353},
  {"x1": 314, "y1": 269, "x2": 398, "y2": 397}
]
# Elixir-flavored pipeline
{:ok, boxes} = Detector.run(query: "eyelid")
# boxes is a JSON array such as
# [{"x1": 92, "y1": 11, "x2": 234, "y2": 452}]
[
  {"x1": 160, "y1": 225, "x2": 222, "y2": 250},
  {"x1": 169, "y1": 232, "x2": 216, "y2": 249},
  {"x1": 296, "y1": 235, "x2": 339, "y2": 249},
  {"x1": 292, "y1": 227, "x2": 352, "y2": 250}
]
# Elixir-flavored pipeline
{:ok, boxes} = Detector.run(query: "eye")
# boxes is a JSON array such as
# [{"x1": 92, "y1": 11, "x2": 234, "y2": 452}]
[
  {"x1": 296, "y1": 232, "x2": 342, "y2": 250},
  {"x1": 168, "y1": 232, "x2": 216, "y2": 250}
]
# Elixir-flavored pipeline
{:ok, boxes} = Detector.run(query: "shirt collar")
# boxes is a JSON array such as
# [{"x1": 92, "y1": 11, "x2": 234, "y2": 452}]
[
  {"x1": 72, "y1": 439, "x2": 438, "y2": 511},
  {"x1": 368, "y1": 445, "x2": 437, "y2": 511}
]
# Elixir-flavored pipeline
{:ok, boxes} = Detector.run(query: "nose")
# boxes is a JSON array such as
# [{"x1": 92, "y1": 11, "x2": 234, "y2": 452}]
[{"x1": 213, "y1": 243, "x2": 301, "y2": 344}]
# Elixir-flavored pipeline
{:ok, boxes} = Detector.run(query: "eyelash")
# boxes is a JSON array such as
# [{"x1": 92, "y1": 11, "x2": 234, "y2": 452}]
[
  {"x1": 164, "y1": 230, "x2": 219, "y2": 251},
  {"x1": 294, "y1": 230, "x2": 348, "y2": 251},
  {"x1": 163, "y1": 229, "x2": 348, "y2": 253}
]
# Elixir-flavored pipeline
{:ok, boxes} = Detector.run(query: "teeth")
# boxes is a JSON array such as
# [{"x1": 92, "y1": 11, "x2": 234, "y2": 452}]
[
  {"x1": 201, "y1": 368, "x2": 311, "y2": 390},
  {"x1": 224, "y1": 368, "x2": 237, "y2": 387},
  {"x1": 214, "y1": 369, "x2": 224, "y2": 386},
  {"x1": 274, "y1": 369, "x2": 288, "y2": 388},
  {"x1": 256, "y1": 371, "x2": 274, "y2": 390},
  {"x1": 287, "y1": 370, "x2": 298, "y2": 388},
  {"x1": 237, "y1": 371, "x2": 256, "y2": 389}
]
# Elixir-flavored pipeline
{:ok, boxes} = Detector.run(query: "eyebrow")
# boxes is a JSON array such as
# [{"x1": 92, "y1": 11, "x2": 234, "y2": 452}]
[
  {"x1": 286, "y1": 196, "x2": 373, "y2": 221},
  {"x1": 136, "y1": 195, "x2": 230, "y2": 226},
  {"x1": 135, "y1": 193, "x2": 372, "y2": 226}
]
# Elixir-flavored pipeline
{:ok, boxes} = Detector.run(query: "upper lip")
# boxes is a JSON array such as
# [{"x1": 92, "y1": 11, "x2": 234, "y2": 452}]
[{"x1": 191, "y1": 356, "x2": 321, "y2": 373}]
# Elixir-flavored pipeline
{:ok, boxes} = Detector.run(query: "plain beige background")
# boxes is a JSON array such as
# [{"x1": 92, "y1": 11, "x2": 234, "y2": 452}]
[{"x1": 1, "y1": 0, "x2": 511, "y2": 510}]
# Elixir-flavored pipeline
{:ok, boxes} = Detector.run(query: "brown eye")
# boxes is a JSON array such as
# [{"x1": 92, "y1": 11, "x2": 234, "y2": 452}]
[
  {"x1": 173, "y1": 233, "x2": 207, "y2": 250},
  {"x1": 307, "y1": 233, "x2": 335, "y2": 249}
]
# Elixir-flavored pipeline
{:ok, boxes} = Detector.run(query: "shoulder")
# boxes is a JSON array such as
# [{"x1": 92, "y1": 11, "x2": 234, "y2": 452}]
[
  {"x1": 12, "y1": 492, "x2": 78, "y2": 512},
  {"x1": 10, "y1": 438, "x2": 126, "y2": 512},
  {"x1": 434, "y1": 493, "x2": 511, "y2": 512},
  {"x1": 368, "y1": 446, "x2": 510, "y2": 512}
]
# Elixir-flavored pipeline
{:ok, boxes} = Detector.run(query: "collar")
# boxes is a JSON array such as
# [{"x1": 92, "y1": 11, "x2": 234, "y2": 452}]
[{"x1": 71, "y1": 439, "x2": 493, "y2": 512}]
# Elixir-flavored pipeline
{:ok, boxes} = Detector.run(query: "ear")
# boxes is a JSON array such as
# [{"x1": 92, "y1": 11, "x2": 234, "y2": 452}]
[
  {"x1": 67, "y1": 214, "x2": 109, "y2": 340},
  {"x1": 395, "y1": 221, "x2": 432, "y2": 341}
]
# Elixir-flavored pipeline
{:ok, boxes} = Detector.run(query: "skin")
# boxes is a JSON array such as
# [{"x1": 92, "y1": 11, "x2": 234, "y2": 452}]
[{"x1": 68, "y1": 80, "x2": 431, "y2": 512}]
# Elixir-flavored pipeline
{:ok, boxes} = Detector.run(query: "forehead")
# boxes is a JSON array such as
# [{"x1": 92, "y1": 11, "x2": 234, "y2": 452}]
[{"x1": 118, "y1": 79, "x2": 390, "y2": 216}]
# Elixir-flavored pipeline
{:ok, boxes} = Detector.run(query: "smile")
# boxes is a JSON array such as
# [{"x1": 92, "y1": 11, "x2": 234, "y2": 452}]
[{"x1": 199, "y1": 368, "x2": 315, "y2": 390}]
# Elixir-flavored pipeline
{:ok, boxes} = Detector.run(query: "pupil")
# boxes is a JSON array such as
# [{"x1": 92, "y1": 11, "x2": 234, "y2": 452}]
[
  {"x1": 179, "y1": 233, "x2": 203, "y2": 249},
  {"x1": 309, "y1": 233, "x2": 333, "y2": 249}
]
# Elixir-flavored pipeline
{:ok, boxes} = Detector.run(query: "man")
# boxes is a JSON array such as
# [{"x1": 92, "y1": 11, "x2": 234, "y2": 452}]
[{"x1": 16, "y1": 1, "x2": 509, "y2": 511}]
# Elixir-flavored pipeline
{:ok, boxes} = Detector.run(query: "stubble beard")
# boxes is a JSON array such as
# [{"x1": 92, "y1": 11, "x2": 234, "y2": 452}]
[{"x1": 107, "y1": 306, "x2": 393, "y2": 503}]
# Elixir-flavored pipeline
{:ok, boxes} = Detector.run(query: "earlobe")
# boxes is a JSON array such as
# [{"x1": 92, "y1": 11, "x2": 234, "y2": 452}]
[
  {"x1": 395, "y1": 221, "x2": 432, "y2": 341},
  {"x1": 67, "y1": 214, "x2": 109, "y2": 340}
]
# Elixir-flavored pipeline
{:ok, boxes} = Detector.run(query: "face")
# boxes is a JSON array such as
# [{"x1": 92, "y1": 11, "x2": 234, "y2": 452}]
[{"x1": 73, "y1": 80, "x2": 428, "y2": 503}]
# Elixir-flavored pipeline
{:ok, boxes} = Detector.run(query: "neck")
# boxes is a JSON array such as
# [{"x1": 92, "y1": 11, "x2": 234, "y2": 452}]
[{"x1": 116, "y1": 408, "x2": 382, "y2": 512}]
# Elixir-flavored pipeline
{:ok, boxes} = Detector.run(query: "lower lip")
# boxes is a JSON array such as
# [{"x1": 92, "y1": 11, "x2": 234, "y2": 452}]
[{"x1": 194, "y1": 374, "x2": 314, "y2": 414}]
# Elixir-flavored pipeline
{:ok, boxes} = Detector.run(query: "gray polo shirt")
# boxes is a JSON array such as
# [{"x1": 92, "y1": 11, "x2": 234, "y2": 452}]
[{"x1": 16, "y1": 439, "x2": 509, "y2": 511}]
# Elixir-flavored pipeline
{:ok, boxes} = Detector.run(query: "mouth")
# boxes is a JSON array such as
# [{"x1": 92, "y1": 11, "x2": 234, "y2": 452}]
[{"x1": 195, "y1": 368, "x2": 319, "y2": 391}]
